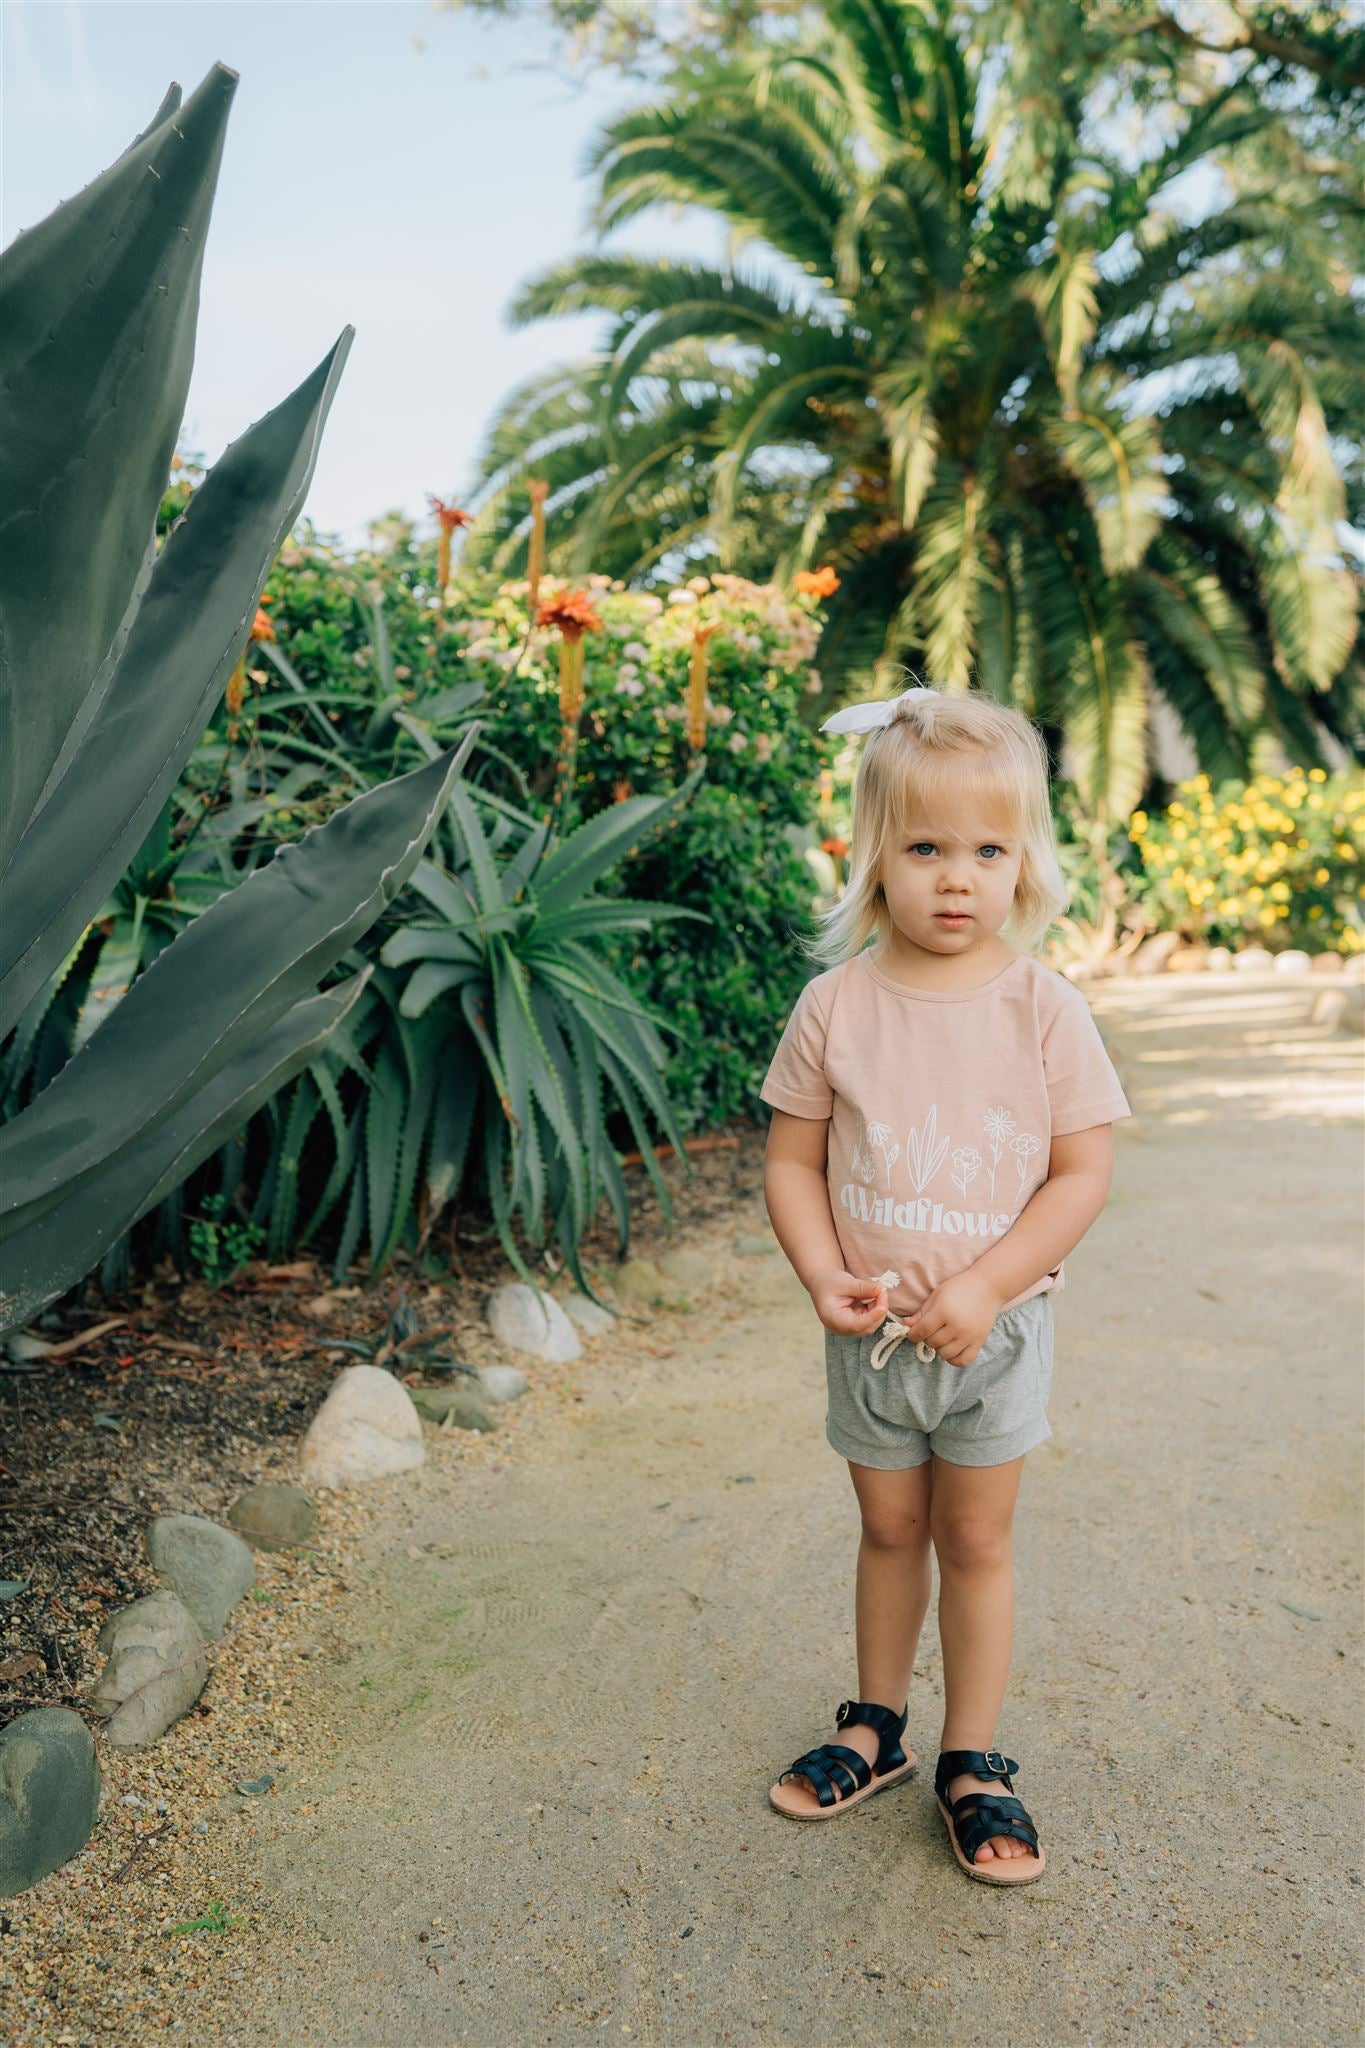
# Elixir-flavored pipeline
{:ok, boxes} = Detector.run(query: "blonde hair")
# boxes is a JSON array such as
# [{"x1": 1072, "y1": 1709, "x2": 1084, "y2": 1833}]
[{"x1": 801, "y1": 683, "x2": 1070, "y2": 967}]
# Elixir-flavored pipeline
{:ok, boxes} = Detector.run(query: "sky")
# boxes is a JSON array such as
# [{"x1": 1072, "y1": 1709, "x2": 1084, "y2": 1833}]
[{"x1": 2, "y1": 0, "x2": 717, "y2": 550}]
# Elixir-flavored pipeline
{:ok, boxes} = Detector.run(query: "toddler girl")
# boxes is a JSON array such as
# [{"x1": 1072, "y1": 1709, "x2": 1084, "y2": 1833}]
[{"x1": 760, "y1": 682, "x2": 1131, "y2": 1884}]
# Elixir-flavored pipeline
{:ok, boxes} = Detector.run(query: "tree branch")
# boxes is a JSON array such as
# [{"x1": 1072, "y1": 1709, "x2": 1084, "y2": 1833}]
[{"x1": 1122, "y1": 8, "x2": 1365, "y2": 88}]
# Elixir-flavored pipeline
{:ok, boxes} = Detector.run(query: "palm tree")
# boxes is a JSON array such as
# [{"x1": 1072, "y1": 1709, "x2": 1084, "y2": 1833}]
[{"x1": 464, "y1": 0, "x2": 1362, "y2": 822}]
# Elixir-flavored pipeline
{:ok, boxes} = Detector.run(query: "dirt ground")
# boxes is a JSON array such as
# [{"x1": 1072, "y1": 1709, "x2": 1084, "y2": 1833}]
[{"x1": 6, "y1": 969, "x2": 1362, "y2": 2047}]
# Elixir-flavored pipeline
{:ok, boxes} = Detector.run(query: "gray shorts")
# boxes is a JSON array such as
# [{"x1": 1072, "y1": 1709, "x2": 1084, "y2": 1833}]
[{"x1": 824, "y1": 1292, "x2": 1055, "y2": 1470}]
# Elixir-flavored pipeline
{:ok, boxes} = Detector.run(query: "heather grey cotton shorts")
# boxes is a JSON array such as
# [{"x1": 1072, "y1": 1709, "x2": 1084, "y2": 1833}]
[{"x1": 824, "y1": 1292, "x2": 1055, "y2": 1470}]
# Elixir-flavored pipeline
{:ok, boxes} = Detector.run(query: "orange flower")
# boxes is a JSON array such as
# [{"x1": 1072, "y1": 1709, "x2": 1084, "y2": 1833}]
[
  {"x1": 428, "y1": 496, "x2": 473, "y2": 596},
  {"x1": 820, "y1": 835, "x2": 848, "y2": 859},
  {"x1": 427, "y1": 494, "x2": 474, "y2": 534},
  {"x1": 687, "y1": 622, "x2": 720, "y2": 752},
  {"x1": 795, "y1": 565, "x2": 841, "y2": 599},
  {"x1": 536, "y1": 589, "x2": 602, "y2": 643},
  {"x1": 249, "y1": 599, "x2": 276, "y2": 644}
]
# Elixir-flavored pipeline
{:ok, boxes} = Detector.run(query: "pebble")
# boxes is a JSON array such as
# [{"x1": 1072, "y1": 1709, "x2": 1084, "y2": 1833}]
[
  {"x1": 408, "y1": 1384, "x2": 498, "y2": 1432},
  {"x1": 91, "y1": 1592, "x2": 209, "y2": 1748},
  {"x1": 298, "y1": 1364, "x2": 425, "y2": 1490},
  {"x1": 0, "y1": 1709, "x2": 102, "y2": 1899},
  {"x1": 560, "y1": 1293, "x2": 616, "y2": 1335},
  {"x1": 610, "y1": 1258, "x2": 684, "y2": 1305},
  {"x1": 145, "y1": 1513, "x2": 255, "y2": 1635},
  {"x1": 475, "y1": 1364, "x2": 530, "y2": 1405},
  {"x1": 486, "y1": 1283, "x2": 582, "y2": 1362},
  {"x1": 227, "y1": 1482, "x2": 318, "y2": 1553}
]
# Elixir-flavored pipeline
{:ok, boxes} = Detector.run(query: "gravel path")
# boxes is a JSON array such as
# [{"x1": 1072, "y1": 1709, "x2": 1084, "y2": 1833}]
[{"x1": 157, "y1": 973, "x2": 1363, "y2": 2046}]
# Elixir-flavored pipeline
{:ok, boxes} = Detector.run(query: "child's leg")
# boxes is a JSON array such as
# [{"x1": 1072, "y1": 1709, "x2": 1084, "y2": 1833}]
[
  {"x1": 839, "y1": 1460, "x2": 934, "y2": 1769},
  {"x1": 771, "y1": 1460, "x2": 933, "y2": 1811},
  {"x1": 930, "y1": 1450, "x2": 1032, "y2": 1863}
]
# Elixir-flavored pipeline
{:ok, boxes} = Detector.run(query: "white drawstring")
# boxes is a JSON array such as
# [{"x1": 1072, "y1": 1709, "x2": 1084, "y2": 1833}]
[
  {"x1": 868, "y1": 1312, "x2": 939, "y2": 1371},
  {"x1": 866, "y1": 1271, "x2": 939, "y2": 1370}
]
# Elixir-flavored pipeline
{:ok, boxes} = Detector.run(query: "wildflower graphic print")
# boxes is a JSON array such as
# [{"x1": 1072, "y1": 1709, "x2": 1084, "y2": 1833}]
[
  {"x1": 851, "y1": 1106, "x2": 900, "y2": 1188},
  {"x1": 756, "y1": 949, "x2": 1133, "y2": 1312},
  {"x1": 838, "y1": 1102, "x2": 1047, "y2": 1244}
]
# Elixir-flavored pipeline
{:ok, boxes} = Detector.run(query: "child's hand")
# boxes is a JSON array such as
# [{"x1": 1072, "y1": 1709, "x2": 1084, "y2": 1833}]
[
  {"x1": 898, "y1": 1270, "x2": 1004, "y2": 1367},
  {"x1": 808, "y1": 1267, "x2": 890, "y2": 1337}
]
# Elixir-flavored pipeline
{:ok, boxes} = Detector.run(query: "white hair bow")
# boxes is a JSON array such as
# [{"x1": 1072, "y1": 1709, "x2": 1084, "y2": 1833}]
[{"x1": 819, "y1": 684, "x2": 937, "y2": 735}]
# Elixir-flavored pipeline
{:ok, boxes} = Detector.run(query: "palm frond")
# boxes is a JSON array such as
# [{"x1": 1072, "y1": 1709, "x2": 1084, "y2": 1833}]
[
  {"x1": 1046, "y1": 381, "x2": 1167, "y2": 573},
  {"x1": 1133, "y1": 531, "x2": 1266, "y2": 737},
  {"x1": 589, "y1": 98, "x2": 849, "y2": 278},
  {"x1": 711, "y1": 325, "x2": 872, "y2": 539},
  {"x1": 873, "y1": 360, "x2": 940, "y2": 529},
  {"x1": 908, "y1": 467, "x2": 992, "y2": 689}
]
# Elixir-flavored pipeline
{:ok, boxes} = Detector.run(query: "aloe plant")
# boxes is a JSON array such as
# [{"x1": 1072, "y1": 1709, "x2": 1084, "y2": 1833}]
[
  {"x1": 0, "y1": 65, "x2": 476, "y2": 1334},
  {"x1": 379, "y1": 764, "x2": 709, "y2": 1292}
]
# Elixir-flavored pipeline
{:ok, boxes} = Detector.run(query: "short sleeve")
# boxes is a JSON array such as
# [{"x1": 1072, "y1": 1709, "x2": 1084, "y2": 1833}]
[
  {"x1": 759, "y1": 977, "x2": 834, "y2": 1119},
  {"x1": 1042, "y1": 988, "x2": 1132, "y2": 1134}
]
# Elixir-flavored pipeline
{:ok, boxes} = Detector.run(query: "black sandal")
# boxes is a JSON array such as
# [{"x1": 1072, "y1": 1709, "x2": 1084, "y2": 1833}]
[
  {"x1": 934, "y1": 1747, "x2": 1046, "y2": 1884},
  {"x1": 769, "y1": 1699, "x2": 917, "y2": 1820}
]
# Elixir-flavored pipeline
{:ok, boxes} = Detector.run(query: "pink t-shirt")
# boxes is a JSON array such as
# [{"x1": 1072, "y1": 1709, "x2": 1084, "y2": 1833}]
[{"x1": 759, "y1": 947, "x2": 1132, "y2": 1316}]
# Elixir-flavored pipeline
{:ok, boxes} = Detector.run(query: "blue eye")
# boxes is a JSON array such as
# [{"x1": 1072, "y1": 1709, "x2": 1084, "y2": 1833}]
[{"x1": 907, "y1": 843, "x2": 1003, "y2": 857}]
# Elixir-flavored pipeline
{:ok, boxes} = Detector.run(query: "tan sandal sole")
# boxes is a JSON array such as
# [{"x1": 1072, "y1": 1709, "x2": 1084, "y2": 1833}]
[
  {"x1": 935, "y1": 1792, "x2": 1046, "y2": 1883},
  {"x1": 769, "y1": 1751, "x2": 918, "y2": 1820}
]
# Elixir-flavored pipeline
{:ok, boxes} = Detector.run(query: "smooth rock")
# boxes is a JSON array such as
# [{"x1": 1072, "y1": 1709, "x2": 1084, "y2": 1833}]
[
  {"x1": 1272, "y1": 949, "x2": 1311, "y2": 974},
  {"x1": 1206, "y1": 946, "x2": 1234, "y2": 971},
  {"x1": 476, "y1": 1364, "x2": 530, "y2": 1405},
  {"x1": 145, "y1": 1514, "x2": 254, "y2": 1635},
  {"x1": 1308, "y1": 951, "x2": 1344, "y2": 974},
  {"x1": 1233, "y1": 946, "x2": 1274, "y2": 971},
  {"x1": 227, "y1": 1482, "x2": 317, "y2": 1553},
  {"x1": 656, "y1": 1249, "x2": 715, "y2": 1289},
  {"x1": 298, "y1": 1364, "x2": 425, "y2": 1490},
  {"x1": 486, "y1": 1284, "x2": 582, "y2": 1362},
  {"x1": 409, "y1": 1385, "x2": 498, "y2": 1431},
  {"x1": 92, "y1": 1592, "x2": 208, "y2": 1748},
  {"x1": 560, "y1": 1293, "x2": 616, "y2": 1335},
  {"x1": 4, "y1": 1333, "x2": 54, "y2": 1364},
  {"x1": 0, "y1": 1708, "x2": 102, "y2": 1898},
  {"x1": 1165, "y1": 943, "x2": 1210, "y2": 974},
  {"x1": 611, "y1": 1258, "x2": 673, "y2": 1305},
  {"x1": 732, "y1": 1233, "x2": 779, "y2": 1257}
]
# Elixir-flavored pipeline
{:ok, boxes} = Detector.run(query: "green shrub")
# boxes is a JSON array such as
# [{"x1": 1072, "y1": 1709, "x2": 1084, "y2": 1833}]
[
  {"x1": 1126, "y1": 769, "x2": 1364, "y2": 954},
  {"x1": 180, "y1": 535, "x2": 834, "y2": 1137}
]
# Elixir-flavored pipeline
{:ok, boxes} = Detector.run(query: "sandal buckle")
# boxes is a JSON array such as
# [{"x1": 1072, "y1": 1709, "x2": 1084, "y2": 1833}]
[
  {"x1": 982, "y1": 1747, "x2": 1008, "y2": 1775},
  {"x1": 835, "y1": 1700, "x2": 851, "y2": 1726}
]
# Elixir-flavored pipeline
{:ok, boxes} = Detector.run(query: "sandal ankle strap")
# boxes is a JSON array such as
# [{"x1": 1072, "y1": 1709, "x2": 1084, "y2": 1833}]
[
  {"x1": 835, "y1": 1698, "x2": 909, "y2": 1768},
  {"x1": 936, "y1": 1746, "x2": 1019, "y2": 1793}
]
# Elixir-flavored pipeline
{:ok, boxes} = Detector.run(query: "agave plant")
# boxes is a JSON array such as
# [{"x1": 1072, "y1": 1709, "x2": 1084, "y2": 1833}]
[
  {"x1": 241, "y1": 748, "x2": 711, "y2": 1299},
  {"x1": 464, "y1": 0, "x2": 1363, "y2": 819},
  {"x1": 0, "y1": 66, "x2": 474, "y2": 1335}
]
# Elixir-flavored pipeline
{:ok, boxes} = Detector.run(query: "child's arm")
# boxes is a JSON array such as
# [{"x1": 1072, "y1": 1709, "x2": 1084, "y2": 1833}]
[
  {"x1": 968, "y1": 1123, "x2": 1117, "y2": 1307},
  {"x1": 763, "y1": 1108, "x2": 888, "y2": 1336}
]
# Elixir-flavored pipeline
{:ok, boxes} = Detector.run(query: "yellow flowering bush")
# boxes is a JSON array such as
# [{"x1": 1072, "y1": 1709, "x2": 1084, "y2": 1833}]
[{"x1": 1126, "y1": 769, "x2": 1365, "y2": 954}]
